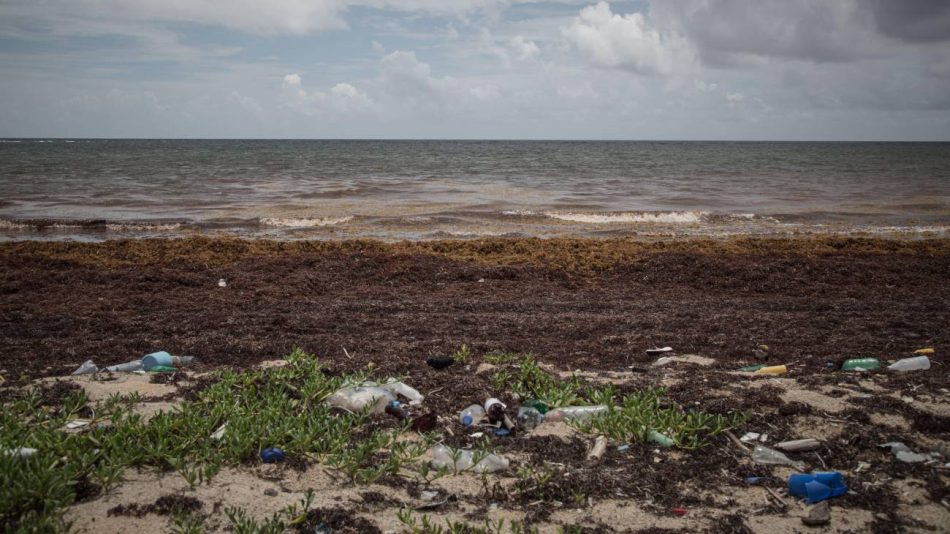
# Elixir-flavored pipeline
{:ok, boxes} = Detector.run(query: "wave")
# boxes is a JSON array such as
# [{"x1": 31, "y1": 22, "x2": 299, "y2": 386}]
[
  {"x1": 0, "y1": 218, "x2": 181, "y2": 232},
  {"x1": 542, "y1": 210, "x2": 707, "y2": 224},
  {"x1": 258, "y1": 216, "x2": 353, "y2": 228}
]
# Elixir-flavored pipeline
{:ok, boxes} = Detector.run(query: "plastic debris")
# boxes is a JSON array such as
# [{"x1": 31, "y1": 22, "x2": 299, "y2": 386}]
[
  {"x1": 671, "y1": 507, "x2": 688, "y2": 517},
  {"x1": 142, "y1": 352, "x2": 194, "y2": 371},
  {"x1": 587, "y1": 435, "x2": 608, "y2": 461},
  {"x1": 218, "y1": 278, "x2": 227, "y2": 287},
  {"x1": 210, "y1": 423, "x2": 227, "y2": 441},
  {"x1": 105, "y1": 360, "x2": 144, "y2": 373},
  {"x1": 65, "y1": 420, "x2": 91, "y2": 429},
  {"x1": 653, "y1": 357, "x2": 675, "y2": 367},
  {"x1": 879, "y1": 442, "x2": 941, "y2": 463},
  {"x1": 754, "y1": 365, "x2": 787, "y2": 375},
  {"x1": 429, "y1": 444, "x2": 509, "y2": 473},
  {"x1": 521, "y1": 399, "x2": 549, "y2": 414},
  {"x1": 752, "y1": 444, "x2": 806, "y2": 470},
  {"x1": 745, "y1": 476, "x2": 772, "y2": 485},
  {"x1": 887, "y1": 356, "x2": 930, "y2": 372},
  {"x1": 426, "y1": 356, "x2": 455, "y2": 370},
  {"x1": 648, "y1": 430, "x2": 674, "y2": 447},
  {"x1": 776, "y1": 439, "x2": 821, "y2": 452},
  {"x1": 459, "y1": 404, "x2": 486, "y2": 426},
  {"x1": 420, "y1": 490, "x2": 439, "y2": 501},
  {"x1": 616, "y1": 444, "x2": 631, "y2": 452},
  {"x1": 544, "y1": 405, "x2": 608, "y2": 422},
  {"x1": 494, "y1": 428, "x2": 511, "y2": 437},
  {"x1": 840, "y1": 358, "x2": 880, "y2": 371},
  {"x1": 148, "y1": 365, "x2": 177, "y2": 373},
  {"x1": 913, "y1": 347, "x2": 934, "y2": 355},
  {"x1": 646, "y1": 347, "x2": 674, "y2": 356},
  {"x1": 325, "y1": 386, "x2": 395, "y2": 414},
  {"x1": 788, "y1": 472, "x2": 848, "y2": 504},
  {"x1": 2, "y1": 447, "x2": 38, "y2": 458},
  {"x1": 376, "y1": 379, "x2": 424, "y2": 405},
  {"x1": 740, "y1": 432, "x2": 762, "y2": 443},
  {"x1": 260, "y1": 447, "x2": 285, "y2": 463},
  {"x1": 516, "y1": 406, "x2": 544, "y2": 431},
  {"x1": 738, "y1": 364, "x2": 765, "y2": 372},
  {"x1": 72, "y1": 360, "x2": 98, "y2": 375},
  {"x1": 802, "y1": 500, "x2": 831, "y2": 527}
]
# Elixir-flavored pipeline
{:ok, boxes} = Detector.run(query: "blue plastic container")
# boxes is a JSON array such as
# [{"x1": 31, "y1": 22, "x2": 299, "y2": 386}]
[
  {"x1": 142, "y1": 351, "x2": 173, "y2": 371},
  {"x1": 788, "y1": 472, "x2": 847, "y2": 503},
  {"x1": 260, "y1": 447, "x2": 285, "y2": 463}
]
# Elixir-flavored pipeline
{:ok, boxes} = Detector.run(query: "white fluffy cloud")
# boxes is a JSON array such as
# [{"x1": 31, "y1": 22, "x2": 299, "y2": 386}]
[
  {"x1": 509, "y1": 36, "x2": 540, "y2": 61},
  {"x1": 280, "y1": 73, "x2": 372, "y2": 115},
  {"x1": 562, "y1": 2, "x2": 687, "y2": 75}
]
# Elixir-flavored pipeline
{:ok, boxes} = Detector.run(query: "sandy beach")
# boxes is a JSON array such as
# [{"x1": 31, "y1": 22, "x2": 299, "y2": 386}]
[{"x1": 1, "y1": 236, "x2": 947, "y2": 532}]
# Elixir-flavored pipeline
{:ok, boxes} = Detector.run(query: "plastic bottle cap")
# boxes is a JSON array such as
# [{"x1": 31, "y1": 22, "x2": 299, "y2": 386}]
[{"x1": 462, "y1": 415, "x2": 472, "y2": 426}]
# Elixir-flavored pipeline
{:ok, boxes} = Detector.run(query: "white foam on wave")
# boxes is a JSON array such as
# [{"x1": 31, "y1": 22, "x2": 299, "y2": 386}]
[
  {"x1": 259, "y1": 216, "x2": 353, "y2": 228},
  {"x1": 542, "y1": 211, "x2": 706, "y2": 224},
  {"x1": 106, "y1": 222, "x2": 182, "y2": 232}
]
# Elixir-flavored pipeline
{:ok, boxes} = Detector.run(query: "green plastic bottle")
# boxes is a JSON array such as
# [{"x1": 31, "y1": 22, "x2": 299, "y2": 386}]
[
  {"x1": 522, "y1": 399, "x2": 549, "y2": 414},
  {"x1": 738, "y1": 364, "x2": 766, "y2": 372},
  {"x1": 841, "y1": 358, "x2": 880, "y2": 371}
]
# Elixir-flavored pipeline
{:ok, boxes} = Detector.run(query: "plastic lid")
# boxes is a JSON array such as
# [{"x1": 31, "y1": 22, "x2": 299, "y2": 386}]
[{"x1": 462, "y1": 415, "x2": 473, "y2": 426}]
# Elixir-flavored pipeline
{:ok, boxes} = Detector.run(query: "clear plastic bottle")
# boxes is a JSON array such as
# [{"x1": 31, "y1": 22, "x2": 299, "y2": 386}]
[
  {"x1": 105, "y1": 360, "x2": 144, "y2": 372},
  {"x1": 752, "y1": 444, "x2": 805, "y2": 470},
  {"x1": 325, "y1": 386, "x2": 395, "y2": 413},
  {"x1": 459, "y1": 404, "x2": 486, "y2": 426},
  {"x1": 516, "y1": 406, "x2": 544, "y2": 430},
  {"x1": 545, "y1": 405, "x2": 608, "y2": 422},
  {"x1": 429, "y1": 444, "x2": 509, "y2": 473},
  {"x1": 887, "y1": 356, "x2": 930, "y2": 372}
]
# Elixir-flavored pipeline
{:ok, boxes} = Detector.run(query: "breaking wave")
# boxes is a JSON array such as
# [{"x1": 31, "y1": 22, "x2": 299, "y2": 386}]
[
  {"x1": 541, "y1": 211, "x2": 707, "y2": 224},
  {"x1": 258, "y1": 216, "x2": 353, "y2": 228}
]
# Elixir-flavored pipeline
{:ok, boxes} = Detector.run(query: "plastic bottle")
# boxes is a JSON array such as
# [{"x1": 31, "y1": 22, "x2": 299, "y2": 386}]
[
  {"x1": 647, "y1": 430, "x2": 674, "y2": 447},
  {"x1": 752, "y1": 444, "x2": 805, "y2": 470},
  {"x1": 738, "y1": 364, "x2": 765, "y2": 372},
  {"x1": 459, "y1": 404, "x2": 486, "y2": 426},
  {"x1": 105, "y1": 360, "x2": 144, "y2": 372},
  {"x1": 840, "y1": 358, "x2": 880, "y2": 371},
  {"x1": 376, "y1": 379, "x2": 424, "y2": 405},
  {"x1": 516, "y1": 406, "x2": 544, "y2": 430},
  {"x1": 429, "y1": 444, "x2": 509, "y2": 473},
  {"x1": 72, "y1": 360, "x2": 98, "y2": 375},
  {"x1": 325, "y1": 386, "x2": 395, "y2": 413},
  {"x1": 522, "y1": 399, "x2": 549, "y2": 414},
  {"x1": 754, "y1": 365, "x2": 787, "y2": 375},
  {"x1": 545, "y1": 405, "x2": 608, "y2": 422},
  {"x1": 887, "y1": 356, "x2": 930, "y2": 372}
]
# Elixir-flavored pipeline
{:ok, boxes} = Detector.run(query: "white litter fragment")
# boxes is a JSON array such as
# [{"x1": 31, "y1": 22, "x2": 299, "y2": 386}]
[
  {"x1": 218, "y1": 278, "x2": 227, "y2": 287},
  {"x1": 740, "y1": 432, "x2": 761, "y2": 443},
  {"x1": 2, "y1": 447, "x2": 38, "y2": 458},
  {"x1": 65, "y1": 420, "x2": 91, "y2": 429},
  {"x1": 211, "y1": 423, "x2": 227, "y2": 441}
]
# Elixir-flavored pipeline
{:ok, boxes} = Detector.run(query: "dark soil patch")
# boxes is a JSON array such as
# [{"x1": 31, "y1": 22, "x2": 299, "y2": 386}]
[
  {"x1": 108, "y1": 494, "x2": 202, "y2": 517},
  {"x1": 294, "y1": 506, "x2": 382, "y2": 534}
]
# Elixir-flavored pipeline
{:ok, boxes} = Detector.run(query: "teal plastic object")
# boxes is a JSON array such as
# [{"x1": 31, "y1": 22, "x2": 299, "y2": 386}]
[{"x1": 142, "y1": 351, "x2": 172, "y2": 371}]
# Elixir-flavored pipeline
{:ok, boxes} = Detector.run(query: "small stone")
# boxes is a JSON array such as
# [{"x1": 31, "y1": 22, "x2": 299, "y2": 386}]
[
  {"x1": 802, "y1": 501, "x2": 830, "y2": 527},
  {"x1": 263, "y1": 488, "x2": 279, "y2": 497},
  {"x1": 753, "y1": 349, "x2": 768, "y2": 360},
  {"x1": 420, "y1": 490, "x2": 439, "y2": 501}
]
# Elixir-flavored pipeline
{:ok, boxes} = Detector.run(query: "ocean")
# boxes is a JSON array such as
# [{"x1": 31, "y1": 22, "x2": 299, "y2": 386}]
[{"x1": 1, "y1": 139, "x2": 948, "y2": 241}]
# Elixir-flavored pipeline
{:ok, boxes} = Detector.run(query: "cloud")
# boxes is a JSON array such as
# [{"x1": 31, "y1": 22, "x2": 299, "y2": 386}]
[
  {"x1": 509, "y1": 36, "x2": 540, "y2": 61},
  {"x1": 562, "y1": 2, "x2": 686, "y2": 75},
  {"x1": 864, "y1": 0, "x2": 950, "y2": 43},
  {"x1": 280, "y1": 74, "x2": 372, "y2": 115}
]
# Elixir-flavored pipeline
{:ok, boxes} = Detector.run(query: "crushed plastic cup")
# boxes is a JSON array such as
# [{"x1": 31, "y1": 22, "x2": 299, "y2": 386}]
[
  {"x1": 325, "y1": 386, "x2": 395, "y2": 414},
  {"x1": 788, "y1": 472, "x2": 848, "y2": 503},
  {"x1": 887, "y1": 356, "x2": 930, "y2": 372},
  {"x1": 72, "y1": 360, "x2": 98, "y2": 375},
  {"x1": 752, "y1": 444, "x2": 805, "y2": 470},
  {"x1": 429, "y1": 444, "x2": 509, "y2": 473}
]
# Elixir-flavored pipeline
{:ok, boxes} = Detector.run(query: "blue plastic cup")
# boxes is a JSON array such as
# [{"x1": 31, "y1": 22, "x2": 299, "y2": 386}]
[
  {"x1": 142, "y1": 351, "x2": 173, "y2": 371},
  {"x1": 788, "y1": 472, "x2": 847, "y2": 503}
]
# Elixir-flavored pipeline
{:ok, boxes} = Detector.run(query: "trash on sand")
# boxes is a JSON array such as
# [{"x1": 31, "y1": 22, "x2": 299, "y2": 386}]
[
  {"x1": 544, "y1": 405, "x2": 608, "y2": 422},
  {"x1": 616, "y1": 444, "x2": 631, "y2": 452},
  {"x1": 522, "y1": 399, "x2": 549, "y2": 414},
  {"x1": 646, "y1": 347, "x2": 674, "y2": 356},
  {"x1": 752, "y1": 445, "x2": 806, "y2": 470},
  {"x1": 788, "y1": 472, "x2": 848, "y2": 504},
  {"x1": 738, "y1": 364, "x2": 766, "y2": 372},
  {"x1": 648, "y1": 430, "x2": 674, "y2": 447},
  {"x1": 325, "y1": 386, "x2": 395, "y2": 414},
  {"x1": 426, "y1": 356, "x2": 455, "y2": 370},
  {"x1": 745, "y1": 476, "x2": 773, "y2": 485},
  {"x1": 210, "y1": 423, "x2": 227, "y2": 441},
  {"x1": 494, "y1": 428, "x2": 511, "y2": 437},
  {"x1": 516, "y1": 406, "x2": 544, "y2": 431},
  {"x1": 65, "y1": 420, "x2": 91, "y2": 429},
  {"x1": 671, "y1": 507, "x2": 688, "y2": 517},
  {"x1": 887, "y1": 356, "x2": 930, "y2": 372},
  {"x1": 653, "y1": 357, "x2": 675, "y2": 367},
  {"x1": 260, "y1": 447, "x2": 285, "y2": 463},
  {"x1": 429, "y1": 444, "x2": 509, "y2": 473},
  {"x1": 754, "y1": 365, "x2": 787, "y2": 375},
  {"x1": 106, "y1": 360, "x2": 144, "y2": 373},
  {"x1": 741, "y1": 432, "x2": 767, "y2": 443},
  {"x1": 802, "y1": 500, "x2": 831, "y2": 527},
  {"x1": 587, "y1": 435, "x2": 608, "y2": 461},
  {"x1": 485, "y1": 398, "x2": 516, "y2": 432},
  {"x1": 420, "y1": 490, "x2": 439, "y2": 501},
  {"x1": 147, "y1": 365, "x2": 177, "y2": 373},
  {"x1": 913, "y1": 347, "x2": 934, "y2": 355},
  {"x1": 142, "y1": 351, "x2": 194, "y2": 371},
  {"x1": 218, "y1": 278, "x2": 227, "y2": 287},
  {"x1": 776, "y1": 438, "x2": 821, "y2": 452},
  {"x1": 879, "y1": 442, "x2": 941, "y2": 463},
  {"x1": 72, "y1": 360, "x2": 98, "y2": 375},
  {"x1": 3, "y1": 447, "x2": 38, "y2": 458},
  {"x1": 840, "y1": 358, "x2": 880, "y2": 371},
  {"x1": 459, "y1": 404, "x2": 486, "y2": 426},
  {"x1": 376, "y1": 379, "x2": 424, "y2": 405}
]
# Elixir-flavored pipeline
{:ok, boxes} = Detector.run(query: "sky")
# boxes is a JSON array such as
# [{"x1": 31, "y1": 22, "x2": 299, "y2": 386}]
[{"x1": 0, "y1": 0, "x2": 949, "y2": 140}]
